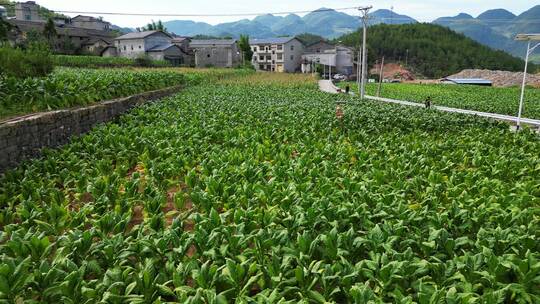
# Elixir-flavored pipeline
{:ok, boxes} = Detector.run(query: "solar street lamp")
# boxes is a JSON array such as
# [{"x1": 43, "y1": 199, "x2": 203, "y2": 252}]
[{"x1": 514, "y1": 34, "x2": 540, "y2": 130}]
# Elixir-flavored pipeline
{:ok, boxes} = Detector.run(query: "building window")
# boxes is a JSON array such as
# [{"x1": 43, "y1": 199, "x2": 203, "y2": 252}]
[
  {"x1": 207, "y1": 54, "x2": 211, "y2": 58},
  {"x1": 272, "y1": 50, "x2": 275, "y2": 55},
  {"x1": 253, "y1": 46, "x2": 258, "y2": 52},
  {"x1": 277, "y1": 45, "x2": 283, "y2": 51},
  {"x1": 290, "y1": 55, "x2": 294, "y2": 60},
  {"x1": 259, "y1": 64, "x2": 264, "y2": 69},
  {"x1": 265, "y1": 46, "x2": 269, "y2": 51},
  {"x1": 253, "y1": 56, "x2": 257, "y2": 61},
  {"x1": 266, "y1": 55, "x2": 271, "y2": 61},
  {"x1": 123, "y1": 46, "x2": 126, "y2": 51},
  {"x1": 139, "y1": 45, "x2": 142, "y2": 49},
  {"x1": 277, "y1": 54, "x2": 283, "y2": 60},
  {"x1": 131, "y1": 45, "x2": 134, "y2": 50},
  {"x1": 291, "y1": 45, "x2": 294, "y2": 51}
]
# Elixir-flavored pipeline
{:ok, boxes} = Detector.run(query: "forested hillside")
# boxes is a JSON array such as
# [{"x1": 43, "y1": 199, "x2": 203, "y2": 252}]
[{"x1": 336, "y1": 23, "x2": 532, "y2": 78}]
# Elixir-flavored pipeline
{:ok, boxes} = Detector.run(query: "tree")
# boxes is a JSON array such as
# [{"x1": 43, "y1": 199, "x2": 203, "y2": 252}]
[
  {"x1": 238, "y1": 34, "x2": 253, "y2": 64},
  {"x1": 43, "y1": 17, "x2": 57, "y2": 47},
  {"x1": 138, "y1": 20, "x2": 167, "y2": 33},
  {"x1": 296, "y1": 33, "x2": 326, "y2": 46},
  {"x1": 0, "y1": 18, "x2": 12, "y2": 43}
]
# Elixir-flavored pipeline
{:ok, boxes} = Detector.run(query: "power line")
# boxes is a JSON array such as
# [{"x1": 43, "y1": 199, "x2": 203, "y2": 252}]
[
  {"x1": 9, "y1": 6, "x2": 362, "y2": 18},
  {"x1": 371, "y1": 16, "x2": 540, "y2": 24}
]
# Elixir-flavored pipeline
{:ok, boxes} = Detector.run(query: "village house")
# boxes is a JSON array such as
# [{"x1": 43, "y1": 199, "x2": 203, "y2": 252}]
[
  {"x1": 189, "y1": 39, "x2": 241, "y2": 68},
  {"x1": 250, "y1": 37, "x2": 305, "y2": 73},
  {"x1": 301, "y1": 45, "x2": 355, "y2": 76},
  {"x1": 71, "y1": 15, "x2": 111, "y2": 31},
  {"x1": 0, "y1": 6, "x2": 6, "y2": 19},
  {"x1": 7, "y1": 1, "x2": 115, "y2": 54},
  {"x1": 305, "y1": 40, "x2": 335, "y2": 53},
  {"x1": 15, "y1": 1, "x2": 41, "y2": 21},
  {"x1": 114, "y1": 30, "x2": 192, "y2": 66},
  {"x1": 81, "y1": 37, "x2": 113, "y2": 55}
]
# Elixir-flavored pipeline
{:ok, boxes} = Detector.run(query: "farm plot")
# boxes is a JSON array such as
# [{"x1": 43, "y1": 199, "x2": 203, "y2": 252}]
[
  {"x1": 338, "y1": 82, "x2": 540, "y2": 119},
  {"x1": 0, "y1": 68, "x2": 190, "y2": 120},
  {"x1": 0, "y1": 75, "x2": 539, "y2": 303},
  {"x1": 53, "y1": 55, "x2": 173, "y2": 68}
]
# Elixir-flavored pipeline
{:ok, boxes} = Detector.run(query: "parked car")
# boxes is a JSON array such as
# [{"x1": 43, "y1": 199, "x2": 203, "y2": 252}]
[{"x1": 333, "y1": 74, "x2": 347, "y2": 81}]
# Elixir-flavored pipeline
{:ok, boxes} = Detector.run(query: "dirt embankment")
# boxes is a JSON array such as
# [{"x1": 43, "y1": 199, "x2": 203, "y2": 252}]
[
  {"x1": 448, "y1": 69, "x2": 540, "y2": 88},
  {"x1": 370, "y1": 63, "x2": 415, "y2": 81}
]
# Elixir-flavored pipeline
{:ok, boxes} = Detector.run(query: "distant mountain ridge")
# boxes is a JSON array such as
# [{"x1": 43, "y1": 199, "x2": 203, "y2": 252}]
[
  {"x1": 162, "y1": 8, "x2": 418, "y2": 39},
  {"x1": 433, "y1": 5, "x2": 540, "y2": 59},
  {"x1": 158, "y1": 5, "x2": 538, "y2": 61}
]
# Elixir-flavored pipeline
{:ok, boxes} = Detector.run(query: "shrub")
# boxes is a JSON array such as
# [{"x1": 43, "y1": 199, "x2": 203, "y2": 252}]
[
  {"x1": 134, "y1": 54, "x2": 153, "y2": 67},
  {"x1": 0, "y1": 43, "x2": 53, "y2": 78}
]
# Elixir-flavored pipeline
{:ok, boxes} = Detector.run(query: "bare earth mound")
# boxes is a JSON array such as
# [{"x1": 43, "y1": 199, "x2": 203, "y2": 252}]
[{"x1": 448, "y1": 69, "x2": 540, "y2": 87}]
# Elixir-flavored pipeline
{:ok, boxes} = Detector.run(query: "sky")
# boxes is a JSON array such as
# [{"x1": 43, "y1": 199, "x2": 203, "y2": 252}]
[{"x1": 31, "y1": 0, "x2": 536, "y2": 28}]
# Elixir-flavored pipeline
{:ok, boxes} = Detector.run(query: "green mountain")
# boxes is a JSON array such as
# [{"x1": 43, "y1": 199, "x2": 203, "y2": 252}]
[
  {"x1": 434, "y1": 5, "x2": 540, "y2": 61},
  {"x1": 369, "y1": 9, "x2": 418, "y2": 25},
  {"x1": 336, "y1": 23, "x2": 530, "y2": 78}
]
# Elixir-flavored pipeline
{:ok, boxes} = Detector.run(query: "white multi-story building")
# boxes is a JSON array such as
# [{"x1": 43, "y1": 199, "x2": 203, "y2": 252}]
[{"x1": 250, "y1": 37, "x2": 305, "y2": 73}]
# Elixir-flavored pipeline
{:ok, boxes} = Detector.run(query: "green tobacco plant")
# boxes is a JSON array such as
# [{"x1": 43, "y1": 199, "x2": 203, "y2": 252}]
[{"x1": 0, "y1": 74, "x2": 539, "y2": 302}]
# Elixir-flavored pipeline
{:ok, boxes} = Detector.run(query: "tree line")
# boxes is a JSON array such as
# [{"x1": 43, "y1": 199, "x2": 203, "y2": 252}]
[{"x1": 335, "y1": 23, "x2": 536, "y2": 78}]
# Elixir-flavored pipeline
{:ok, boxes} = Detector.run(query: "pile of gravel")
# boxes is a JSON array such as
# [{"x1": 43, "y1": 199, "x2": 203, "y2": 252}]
[{"x1": 448, "y1": 69, "x2": 540, "y2": 87}]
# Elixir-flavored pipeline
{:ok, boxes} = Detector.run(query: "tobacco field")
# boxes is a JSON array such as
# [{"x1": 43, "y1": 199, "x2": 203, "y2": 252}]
[
  {"x1": 53, "y1": 55, "x2": 172, "y2": 69},
  {"x1": 0, "y1": 74, "x2": 539, "y2": 303},
  {"x1": 338, "y1": 82, "x2": 540, "y2": 119},
  {"x1": 0, "y1": 68, "x2": 188, "y2": 120}
]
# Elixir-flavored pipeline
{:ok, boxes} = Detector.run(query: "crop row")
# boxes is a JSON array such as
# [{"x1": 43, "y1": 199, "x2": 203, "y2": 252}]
[
  {"x1": 0, "y1": 68, "x2": 193, "y2": 120},
  {"x1": 338, "y1": 82, "x2": 540, "y2": 119},
  {"x1": 0, "y1": 77, "x2": 539, "y2": 302},
  {"x1": 53, "y1": 55, "x2": 173, "y2": 68}
]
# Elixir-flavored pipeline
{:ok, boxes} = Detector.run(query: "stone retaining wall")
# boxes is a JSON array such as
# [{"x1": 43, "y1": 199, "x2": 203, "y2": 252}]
[{"x1": 0, "y1": 86, "x2": 182, "y2": 174}]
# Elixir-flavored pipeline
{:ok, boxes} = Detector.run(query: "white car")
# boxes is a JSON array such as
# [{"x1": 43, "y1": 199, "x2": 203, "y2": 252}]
[{"x1": 333, "y1": 74, "x2": 347, "y2": 81}]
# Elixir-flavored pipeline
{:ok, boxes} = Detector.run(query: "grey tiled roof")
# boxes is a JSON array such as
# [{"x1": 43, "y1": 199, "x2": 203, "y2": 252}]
[
  {"x1": 250, "y1": 37, "x2": 298, "y2": 45},
  {"x1": 115, "y1": 30, "x2": 170, "y2": 40},
  {"x1": 190, "y1": 39, "x2": 237, "y2": 46},
  {"x1": 8, "y1": 19, "x2": 114, "y2": 38},
  {"x1": 147, "y1": 43, "x2": 179, "y2": 52}
]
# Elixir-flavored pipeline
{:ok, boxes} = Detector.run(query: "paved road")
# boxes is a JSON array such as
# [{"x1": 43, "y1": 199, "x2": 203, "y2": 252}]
[{"x1": 318, "y1": 80, "x2": 540, "y2": 128}]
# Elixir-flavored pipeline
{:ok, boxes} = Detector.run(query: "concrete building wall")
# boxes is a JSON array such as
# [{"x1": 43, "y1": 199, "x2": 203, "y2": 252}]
[
  {"x1": 194, "y1": 47, "x2": 230, "y2": 67},
  {"x1": 116, "y1": 38, "x2": 145, "y2": 58},
  {"x1": 305, "y1": 41, "x2": 334, "y2": 53},
  {"x1": 101, "y1": 47, "x2": 117, "y2": 57},
  {"x1": 72, "y1": 19, "x2": 110, "y2": 31},
  {"x1": 335, "y1": 46, "x2": 354, "y2": 75},
  {"x1": 84, "y1": 40, "x2": 110, "y2": 55},
  {"x1": 251, "y1": 39, "x2": 304, "y2": 73},
  {"x1": 284, "y1": 39, "x2": 305, "y2": 73},
  {"x1": 147, "y1": 47, "x2": 181, "y2": 61},
  {"x1": 15, "y1": 1, "x2": 41, "y2": 21}
]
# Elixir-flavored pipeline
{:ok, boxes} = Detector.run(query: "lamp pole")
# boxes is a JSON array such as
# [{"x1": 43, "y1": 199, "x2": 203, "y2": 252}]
[
  {"x1": 358, "y1": 6, "x2": 372, "y2": 99},
  {"x1": 515, "y1": 34, "x2": 540, "y2": 130}
]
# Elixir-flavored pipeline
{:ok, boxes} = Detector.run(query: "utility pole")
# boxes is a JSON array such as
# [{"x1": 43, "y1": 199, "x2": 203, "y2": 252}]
[
  {"x1": 405, "y1": 49, "x2": 409, "y2": 67},
  {"x1": 358, "y1": 6, "x2": 372, "y2": 99},
  {"x1": 377, "y1": 56, "x2": 385, "y2": 97}
]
